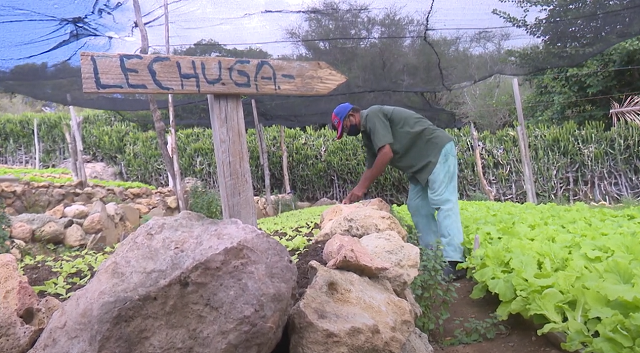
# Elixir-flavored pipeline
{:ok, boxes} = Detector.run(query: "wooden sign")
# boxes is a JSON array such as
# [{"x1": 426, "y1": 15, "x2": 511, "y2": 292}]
[
  {"x1": 80, "y1": 52, "x2": 347, "y2": 96},
  {"x1": 78, "y1": 50, "x2": 349, "y2": 228}
]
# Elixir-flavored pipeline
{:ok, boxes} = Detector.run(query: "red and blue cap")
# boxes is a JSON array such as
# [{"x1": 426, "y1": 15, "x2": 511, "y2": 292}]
[{"x1": 331, "y1": 102, "x2": 354, "y2": 140}]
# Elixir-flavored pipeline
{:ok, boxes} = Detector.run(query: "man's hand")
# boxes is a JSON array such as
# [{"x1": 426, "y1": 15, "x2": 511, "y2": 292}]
[
  {"x1": 342, "y1": 144, "x2": 393, "y2": 204},
  {"x1": 342, "y1": 185, "x2": 367, "y2": 204}
]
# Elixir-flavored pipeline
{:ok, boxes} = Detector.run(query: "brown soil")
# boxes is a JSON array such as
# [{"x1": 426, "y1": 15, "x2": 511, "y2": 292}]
[
  {"x1": 431, "y1": 278, "x2": 563, "y2": 353},
  {"x1": 291, "y1": 239, "x2": 327, "y2": 302},
  {"x1": 20, "y1": 251, "x2": 98, "y2": 301}
]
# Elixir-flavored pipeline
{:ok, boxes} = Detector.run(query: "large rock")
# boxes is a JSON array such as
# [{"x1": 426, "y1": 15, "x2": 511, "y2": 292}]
[
  {"x1": 322, "y1": 234, "x2": 390, "y2": 278},
  {"x1": 57, "y1": 160, "x2": 120, "y2": 181},
  {"x1": 9, "y1": 222, "x2": 33, "y2": 242},
  {"x1": 63, "y1": 205, "x2": 89, "y2": 219},
  {"x1": 0, "y1": 254, "x2": 60, "y2": 353},
  {"x1": 401, "y1": 328, "x2": 435, "y2": 353},
  {"x1": 29, "y1": 211, "x2": 297, "y2": 353},
  {"x1": 315, "y1": 208, "x2": 408, "y2": 243},
  {"x1": 319, "y1": 198, "x2": 391, "y2": 229},
  {"x1": 360, "y1": 231, "x2": 420, "y2": 295},
  {"x1": 289, "y1": 261, "x2": 414, "y2": 353},
  {"x1": 33, "y1": 221, "x2": 65, "y2": 244},
  {"x1": 64, "y1": 224, "x2": 87, "y2": 247},
  {"x1": 10, "y1": 214, "x2": 58, "y2": 231}
]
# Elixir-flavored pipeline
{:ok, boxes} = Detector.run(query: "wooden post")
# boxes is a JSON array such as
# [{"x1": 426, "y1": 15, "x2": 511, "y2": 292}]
[
  {"x1": 62, "y1": 124, "x2": 79, "y2": 180},
  {"x1": 469, "y1": 122, "x2": 494, "y2": 201},
  {"x1": 208, "y1": 95, "x2": 257, "y2": 226},
  {"x1": 512, "y1": 78, "x2": 537, "y2": 204},
  {"x1": 251, "y1": 99, "x2": 273, "y2": 214},
  {"x1": 67, "y1": 94, "x2": 87, "y2": 187},
  {"x1": 132, "y1": 0, "x2": 177, "y2": 190},
  {"x1": 166, "y1": 133, "x2": 174, "y2": 188},
  {"x1": 33, "y1": 118, "x2": 39, "y2": 170},
  {"x1": 163, "y1": 0, "x2": 187, "y2": 212},
  {"x1": 280, "y1": 125, "x2": 291, "y2": 195},
  {"x1": 79, "y1": 51, "x2": 346, "y2": 226}
]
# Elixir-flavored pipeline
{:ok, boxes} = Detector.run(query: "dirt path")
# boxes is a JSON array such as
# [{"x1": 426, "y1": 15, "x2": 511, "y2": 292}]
[{"x1": 432, "y1": 278, "x2": 563, "y2": 353}]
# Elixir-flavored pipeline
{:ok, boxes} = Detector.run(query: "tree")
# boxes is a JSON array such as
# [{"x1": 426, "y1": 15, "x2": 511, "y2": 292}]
[
  {"x1": 522, "y1": 37, "x2": 640, "y2": 126},
  {"x1": 492, "y1": 1, "x2": 640, "y2": 126},
  {"x1": 493, "y1": 0, "x2": 640, "y2": 72},
  {"x1": 280, "y1": 0, "x2": 459, "y2": 127},
  {"x1": 172, "y1": 39, "x2": 271, "y2": 59}
]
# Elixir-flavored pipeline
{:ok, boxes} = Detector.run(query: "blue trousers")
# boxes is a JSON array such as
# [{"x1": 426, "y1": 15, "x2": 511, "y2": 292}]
[{"x1": 407, "y1": 141, "x2": 465, "y2": 262}]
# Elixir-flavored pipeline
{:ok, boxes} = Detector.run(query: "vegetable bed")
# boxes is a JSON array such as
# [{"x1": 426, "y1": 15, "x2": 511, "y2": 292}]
[{"x1": 394, "y1": 201, "x2": 640, "y2": 353}]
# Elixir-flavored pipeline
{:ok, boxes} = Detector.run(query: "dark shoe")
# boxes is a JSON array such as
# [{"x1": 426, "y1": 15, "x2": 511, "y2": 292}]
[{"x1": 443, "y1": 261, "x2": 466, "y2": 282}]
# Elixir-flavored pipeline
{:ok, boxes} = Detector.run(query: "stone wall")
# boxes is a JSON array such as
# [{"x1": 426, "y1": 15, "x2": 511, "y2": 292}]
[
  {"x1": 0, "y1": 180, "x2": 177, "y2": 217},
  {"x1": 1, "y1": 181, "x2": 340, "y2": 253},
  {"x1": 1, "y1": 180, "x2": 337, "y2": 220}
]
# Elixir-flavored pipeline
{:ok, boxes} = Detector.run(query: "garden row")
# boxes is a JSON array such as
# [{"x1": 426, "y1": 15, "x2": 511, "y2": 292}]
[
  {"x1": 1, "y1": 111, "x2": 639, "y2": 204},
  {"x1": 392, "y1": 201, "x2": 640, "y2": 353}
]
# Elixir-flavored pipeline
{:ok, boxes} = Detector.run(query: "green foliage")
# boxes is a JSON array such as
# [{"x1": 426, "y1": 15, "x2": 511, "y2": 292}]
[
  {"x1": 282, "y1": 0, "x2": 499, "y2": 129},
  {"x1": 257, "y1": 205, "x2": 329, "y2": 235},
  {"x1": 173, "y1": 38, "x2": 272, "y2": 59},
  {"x1": 0, "y1": 166, "x2": 155, "y2": 189},
  {"x1": 492, "y1": 1, "x2": 639, "y2": 126},
  {"x1": 442, "y1": 314, "x2": 509, "y2": 346},
  {"x1": 0, "y1": 206, "x2": 10, "y2": 254},
  {"x1": 187, "y1": 184, "x2": 223, "y2": 220},
  {"x1": 1, "y1": 111, "x2": 639, "y2": 204},
  {"x1": 19, "y1": 246, "x2": 116, "y2": 299},
  {"x1": 446, "y1": 75, "x2": 523, "y2": 132},
  {"x1": 523, "y1": 38, "x2": 640, "y2": 126},
  {"x1": 0, "y1": 167, "x2": 70, "y2": 175},
  {"x1": 391, "y1": 205, "x2": 459, "y2": 336},
  {"x1": 419, "y1": 200, "x2": 640, "y2": 353}
]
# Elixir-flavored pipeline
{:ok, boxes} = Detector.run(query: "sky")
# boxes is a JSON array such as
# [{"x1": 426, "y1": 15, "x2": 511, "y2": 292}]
[{"x1": 0, "y1": 0, "x2": 538, "y2": 69}]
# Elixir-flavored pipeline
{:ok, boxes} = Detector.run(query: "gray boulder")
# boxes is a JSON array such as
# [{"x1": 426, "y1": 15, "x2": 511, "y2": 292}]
[{"x1": 29, "y1": 211, "x2": 297, "y2": 353}]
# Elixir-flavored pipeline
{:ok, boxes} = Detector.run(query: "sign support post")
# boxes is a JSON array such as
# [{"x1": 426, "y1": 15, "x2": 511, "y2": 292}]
[{"x1": 80, "y1": 52, "x2": 347, "y2": 226}]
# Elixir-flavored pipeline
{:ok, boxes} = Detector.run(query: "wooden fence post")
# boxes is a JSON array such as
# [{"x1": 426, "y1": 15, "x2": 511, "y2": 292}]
[
  {"x1": 251, "y1": 99, "x2": 274, "y2": 215},
  {"x1": 33, "y1": 118, "x2": 39, "y2": 170},
  {"x1": 512, "y1": 78, "x2": 537, "y2": 204}
]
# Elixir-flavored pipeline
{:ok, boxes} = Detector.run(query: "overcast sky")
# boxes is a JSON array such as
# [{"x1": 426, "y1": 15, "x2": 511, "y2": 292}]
[
  {"x1": 141, "y1": 0, "x2": 535, "y2": 55},
  {"x1": 0, "y1": 0, "x2": 537, "y2": 69}
]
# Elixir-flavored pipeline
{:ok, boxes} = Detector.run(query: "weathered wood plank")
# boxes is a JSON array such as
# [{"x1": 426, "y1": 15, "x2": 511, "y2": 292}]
[
  {"x1": 207, "y1": 94, "x2": 257, "y2": 227},
  {"x1": 80, "y1": 52, "x2": 347, "y2": 96}
]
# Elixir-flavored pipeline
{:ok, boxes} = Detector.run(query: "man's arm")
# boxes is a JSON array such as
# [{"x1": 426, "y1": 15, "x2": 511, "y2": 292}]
[{"x1": 356, "y1": 144, "x2": 393, "y2": 191}]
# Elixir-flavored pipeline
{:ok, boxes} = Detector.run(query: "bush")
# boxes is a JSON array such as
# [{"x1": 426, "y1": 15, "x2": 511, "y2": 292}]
[
  {"x1": 187, "y1": 184, "x2": 223, "y2": 220},
  {"x1": 1, "y1": 111, "x2": 639, "y2": 205}
]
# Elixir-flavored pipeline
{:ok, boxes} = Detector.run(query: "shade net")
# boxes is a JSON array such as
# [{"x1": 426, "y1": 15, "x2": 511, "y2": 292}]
[{"x1": 1, "y1": 0, "x2": 638, "y2": 129}]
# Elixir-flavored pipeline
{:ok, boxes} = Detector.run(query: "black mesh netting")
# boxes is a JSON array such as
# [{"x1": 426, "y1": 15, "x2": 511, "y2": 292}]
[{"x1": 1, "y1": 0, "x2": 639, "y2": 129}]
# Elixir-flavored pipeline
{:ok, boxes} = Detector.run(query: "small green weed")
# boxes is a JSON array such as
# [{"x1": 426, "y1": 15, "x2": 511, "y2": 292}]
[
  {"x1": 0, "y1": 205, "x2": 10, "y2": 254},
  {"x1": 410, "y1": 242, "x2": 459, "y2": 335},
  {"x1": 188, "y1": 184, "x2": 223, "y2": 219},
  {"x1": 391, "y1": 205, "x2": 459, "y2": 336},
  {"x1": 441, "y1": 314, "x2": 509, "y2": 346}
]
